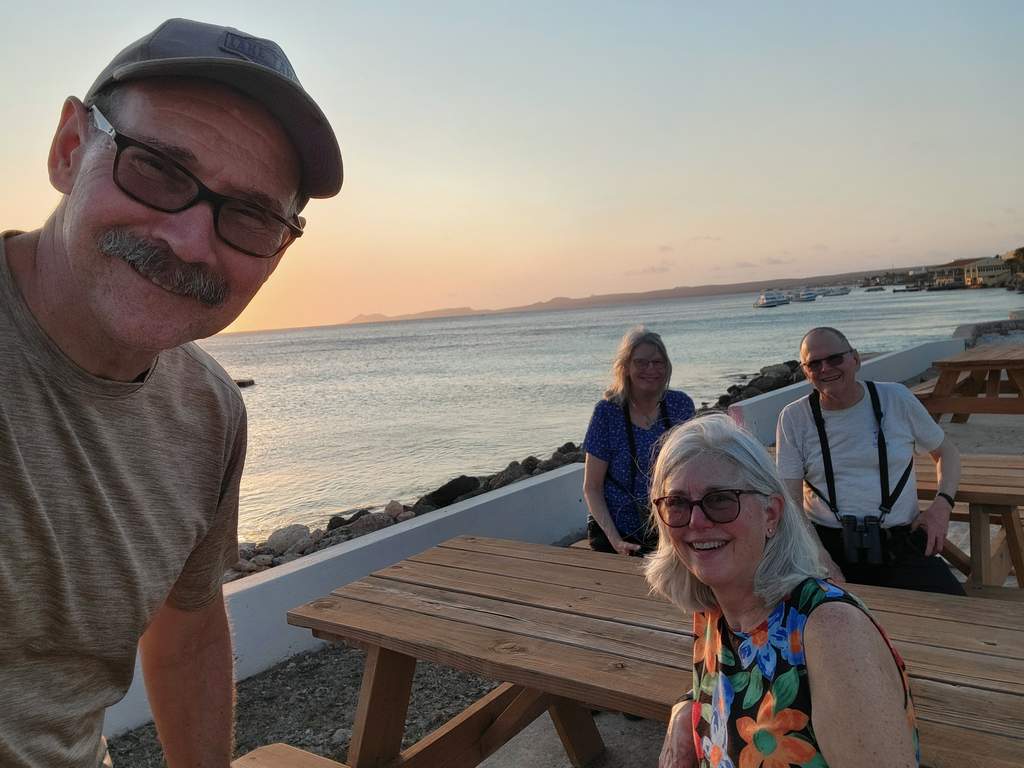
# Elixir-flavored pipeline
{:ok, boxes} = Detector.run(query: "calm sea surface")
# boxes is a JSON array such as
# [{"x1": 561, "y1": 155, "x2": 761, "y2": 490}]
[{"x1": 198, "y1": 288, "x2": 1023, "y2": 541}]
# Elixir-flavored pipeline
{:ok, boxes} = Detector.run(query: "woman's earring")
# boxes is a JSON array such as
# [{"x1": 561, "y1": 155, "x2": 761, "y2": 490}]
[{"x1": 766, "y1": 528, "x2": 775, "y2": 538}]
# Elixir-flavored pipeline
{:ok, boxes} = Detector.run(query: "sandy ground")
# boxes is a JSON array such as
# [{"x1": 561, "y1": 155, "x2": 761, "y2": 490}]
[{"x1": 109, "y1": 393, "x2": 1024, "y2": 767}]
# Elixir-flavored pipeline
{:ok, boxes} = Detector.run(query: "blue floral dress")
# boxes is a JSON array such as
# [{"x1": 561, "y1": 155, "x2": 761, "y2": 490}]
[{"x1": 690, "y1": 578, "x2": 919, "y2": 767}]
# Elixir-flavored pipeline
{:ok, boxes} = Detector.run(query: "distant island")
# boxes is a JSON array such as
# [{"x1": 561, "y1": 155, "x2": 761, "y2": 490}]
[{"x1": 347, "y1": 266, "x2": 904, "y2": 325}]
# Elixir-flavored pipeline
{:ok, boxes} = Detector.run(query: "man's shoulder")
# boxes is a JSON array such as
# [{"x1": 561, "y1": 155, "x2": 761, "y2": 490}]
[
  {"x1": 162, "y1": 342, "x2": 245, "y2": 411},
  {"x1": 779, "y1": 393, "x2": 812, "y2": 421}
]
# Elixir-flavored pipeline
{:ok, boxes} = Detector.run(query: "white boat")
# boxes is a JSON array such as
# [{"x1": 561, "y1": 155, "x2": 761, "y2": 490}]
[
  {"x1": 815, "y1": 285, "x2": 851, "y2": 296},
  {"x1": 754, "y1": 289, "x2": 790, "y2": 308},
  {"x1": 787, "y1": 288, "x2": 818, "y2": 303}
]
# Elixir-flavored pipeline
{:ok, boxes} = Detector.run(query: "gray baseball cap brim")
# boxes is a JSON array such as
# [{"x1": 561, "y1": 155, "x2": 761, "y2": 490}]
[{"x1": 84, "y1": 19, "x2": 342, "y2": 201}]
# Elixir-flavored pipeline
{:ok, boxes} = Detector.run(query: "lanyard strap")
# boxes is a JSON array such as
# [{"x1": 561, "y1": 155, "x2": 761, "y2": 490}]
[
  {"x1": 806, "y1": 381, "x2": 913, "y2": 524},
  {"x1": 610, "y1": 398, "x2": 671, "y2": 497}
]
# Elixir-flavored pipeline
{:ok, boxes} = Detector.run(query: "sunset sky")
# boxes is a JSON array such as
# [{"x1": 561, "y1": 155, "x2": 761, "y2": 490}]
[{"x1": 2, "y1": 2, "x2": 1022, "y2": 332}]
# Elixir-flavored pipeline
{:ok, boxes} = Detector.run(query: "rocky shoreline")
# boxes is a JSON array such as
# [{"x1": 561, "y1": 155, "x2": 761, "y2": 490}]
[{"x1": 225, "y1": 359, "x2": 813, "y2": 583}]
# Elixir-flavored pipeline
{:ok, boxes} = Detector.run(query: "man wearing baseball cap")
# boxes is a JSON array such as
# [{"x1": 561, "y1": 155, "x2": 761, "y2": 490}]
[{"x1": 0, "y1": 19, "x2": 341, "y2": 767}]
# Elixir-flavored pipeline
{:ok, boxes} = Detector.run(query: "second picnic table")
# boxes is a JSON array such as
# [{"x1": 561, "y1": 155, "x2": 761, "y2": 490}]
[{"x1": 915, "y1": 343, "x2": 1024, "y2": 422}]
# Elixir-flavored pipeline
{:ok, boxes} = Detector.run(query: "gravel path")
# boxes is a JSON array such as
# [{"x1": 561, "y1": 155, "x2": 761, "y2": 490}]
[{"x1": 108, "y1": 641, "x2": 497, "y2": 766}]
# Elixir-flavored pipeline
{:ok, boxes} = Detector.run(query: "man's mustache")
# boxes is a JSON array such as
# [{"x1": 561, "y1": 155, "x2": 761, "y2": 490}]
[{"x1": 97, "y1": 230, "x2": 228, "y2": 307}]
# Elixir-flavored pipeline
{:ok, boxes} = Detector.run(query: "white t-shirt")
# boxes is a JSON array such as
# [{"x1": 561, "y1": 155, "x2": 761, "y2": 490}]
[{"x1": 775, "y1": 381, "x2": 946, "y2": 528}]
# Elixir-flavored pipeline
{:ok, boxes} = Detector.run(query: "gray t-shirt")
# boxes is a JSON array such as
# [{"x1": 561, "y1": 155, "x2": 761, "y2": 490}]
[
  {"x1": 0, "y1": 234, "x2": 244, "y2": 767},
  {"x1": 775, "y1": 382, "x2": 945, "y2": 528}
]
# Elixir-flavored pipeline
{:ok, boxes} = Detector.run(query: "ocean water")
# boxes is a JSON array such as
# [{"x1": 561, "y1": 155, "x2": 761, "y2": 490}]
[{"x1": 198, "y1": 288, "x2": 1023, "y2": 541}]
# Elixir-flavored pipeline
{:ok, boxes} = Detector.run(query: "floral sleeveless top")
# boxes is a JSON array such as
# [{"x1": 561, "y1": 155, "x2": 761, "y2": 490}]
[{"x1": 690, "y1": 578, "x2": 919, "y2": 767}]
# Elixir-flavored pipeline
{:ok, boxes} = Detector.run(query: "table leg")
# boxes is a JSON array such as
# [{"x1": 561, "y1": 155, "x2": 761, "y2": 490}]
[
  {"x1": 1008, "y1": 368, "x2": 1024, "y2": 399},
  {"x1": 968, "y1": 504, "x2": 1015, "y2": 587},
  {"x1": 347, "y1": 646, "x2": 416, "y2": 768},
  {"x1": 1000, "y1": 508, "x2": 1024, "y2": 588},
  {"x1": 548, "y1": 697, "x2": 606, "y2": 768},
  {"x1": 929, "y1": 370, "x2": 961, "y2": 422},
  {"x1": 951, "y1": 370, "x2": 986, "y2": 423}
]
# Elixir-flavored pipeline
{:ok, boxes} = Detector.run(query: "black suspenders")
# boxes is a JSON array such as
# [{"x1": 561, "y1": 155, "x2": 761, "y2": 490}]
[{"x1": 806, "y1": 381, "x2": 914, "y2": 524}]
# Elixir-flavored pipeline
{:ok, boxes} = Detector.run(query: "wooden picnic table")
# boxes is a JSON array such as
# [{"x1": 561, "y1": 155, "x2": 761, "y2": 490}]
[
  {"x1": 916, "y1": 344, "x2": 1024, "y2": 422},
  {"x1": 915, "y1": 453, "x2": 1024, "y2": 589},
  {"x1": 287, "y1": 536, "x2": 1024, "y2": 768}
]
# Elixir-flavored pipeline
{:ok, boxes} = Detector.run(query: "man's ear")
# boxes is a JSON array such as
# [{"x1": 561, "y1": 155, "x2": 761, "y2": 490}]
[
  {"x1": 48, "y1": 97, "x2": 91, "y2": 194},
  {"x1": 851, "y1": 348, "x2": 862, "y2": 371}
]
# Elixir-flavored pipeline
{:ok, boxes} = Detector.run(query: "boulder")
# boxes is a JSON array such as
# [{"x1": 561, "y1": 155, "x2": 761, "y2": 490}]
[
  {"x1": 383, "y1": 499, "x2": 406, "y2": 518},
  {"x1": 521, "y1": 455, "x2": 540, "y2": 474},
  {"x1": 759, "y1": 363, "x2": 793, "y2": 379},
  {"x1": 396, "y1": 509, "x2": 416, "y2": 522},
  {"x1": 284, "y1": 534, "x2": 314, "y2": 556},
  {"x1": 486, "y1": 461, "x2": 525, "y2": 490},
  {"x1": 556, "y1": 442, "x2": 578, "y2": 455},
  {"x1": 266, "y1": 524, "x2": 310, "y2": 556},
  {"x1": 237, "y1": 542, "x2": 257, "y2": 560},
  {"x1": 328, "y1": 508, "x2": 370, "y2": 531},
  {"x1": 414, "y1": 475, "x2": 480, "y2": 512},
  {"x1": 344, "y1": 511, "x2": 394, "y2": 537},
  {"x1": 251, "y1": 554, "x2": 274, "y2": 567}
]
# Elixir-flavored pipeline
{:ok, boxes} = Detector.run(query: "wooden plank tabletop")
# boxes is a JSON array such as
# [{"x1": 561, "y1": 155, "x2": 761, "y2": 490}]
[
  {"x1": 914, "y1": 453, "x2": 1024, "y2": 505},
  {"x1": 288, "y1": 536, "x2": 1024, "y2": 767},
  {"x1": 933, "y1": 344, "x2": 1024, "y2": 369}
]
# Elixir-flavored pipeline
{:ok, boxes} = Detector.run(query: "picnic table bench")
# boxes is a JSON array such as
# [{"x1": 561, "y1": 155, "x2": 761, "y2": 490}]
[{"x1": 236, "y1": 536, "x2": 1024, "y2": 768}]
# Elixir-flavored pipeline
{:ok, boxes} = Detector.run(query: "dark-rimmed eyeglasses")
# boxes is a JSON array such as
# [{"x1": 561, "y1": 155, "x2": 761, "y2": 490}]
[
  {"x1": 801, "y1": 349, "x2": 853, "y2": 373},
  {"x1": 90, "y1": 106, "x2": 303, "y2": 258},
  {"x1": 631, "y1": 358, "x2": 667, "y2": 370},
  {"x1": 652, "y1": 489, "x2": 765, "y2": 528}
]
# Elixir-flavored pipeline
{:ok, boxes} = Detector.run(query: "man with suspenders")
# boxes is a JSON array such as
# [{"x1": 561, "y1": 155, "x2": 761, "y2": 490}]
[{"x1": 776, "y1": 327, "x2": 965, "y2": 595}]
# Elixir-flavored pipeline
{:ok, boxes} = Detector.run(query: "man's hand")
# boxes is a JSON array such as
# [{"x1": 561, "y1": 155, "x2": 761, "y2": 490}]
[
  {"x1": 659, "y1": 700, "x2": 697, "y2": 768},
  {"x1": 912, "y1": 498, "x2": 952, "y2": 556}
]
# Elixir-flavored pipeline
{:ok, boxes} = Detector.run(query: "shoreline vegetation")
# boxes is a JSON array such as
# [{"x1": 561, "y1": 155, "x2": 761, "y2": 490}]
[{"x1": 224, "y1": 357, "x2": 813, "y2": 583}]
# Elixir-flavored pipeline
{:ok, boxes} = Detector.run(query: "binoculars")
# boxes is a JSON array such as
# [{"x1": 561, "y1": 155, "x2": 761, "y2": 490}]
[{"x1": 840, "y1": 514, "x2": 885, "y2": 565}]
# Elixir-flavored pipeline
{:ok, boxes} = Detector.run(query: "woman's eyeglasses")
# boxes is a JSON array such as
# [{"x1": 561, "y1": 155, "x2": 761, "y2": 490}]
[
  {"x1": 631, "y1": 358, "x2": 667, "y2": 370},
  {"x1": 801, "y1": 349, "x2": 853, "y2": 372},
  {"x1": 90, "y1": 106, "x2": 304, "y2": 259},
  {"x1": 652, "y1": 489, "x2": 764, "y2": 527}
]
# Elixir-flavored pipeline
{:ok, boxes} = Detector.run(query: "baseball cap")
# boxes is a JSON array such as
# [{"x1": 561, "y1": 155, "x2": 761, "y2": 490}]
[{"x1": 84, "y1": 18, "x2": 342, "y2": 200}]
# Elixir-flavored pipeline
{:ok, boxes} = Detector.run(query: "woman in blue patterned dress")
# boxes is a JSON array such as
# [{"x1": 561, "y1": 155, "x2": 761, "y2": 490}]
[
  {"x1": 645, "y1": 414, "x2": 919, "y2": 768},
  {"x1": 583, "y1": 326, "x2": 694, "y2": 555}
]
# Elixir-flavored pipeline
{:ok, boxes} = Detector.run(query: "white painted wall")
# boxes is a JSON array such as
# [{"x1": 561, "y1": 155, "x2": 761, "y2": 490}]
[
  {"x1": 728, "y1": 338, "x2": 965, "y2": 445},
  {"x1": 103, "y1": 462, "x2": 588, "y2": 737}
]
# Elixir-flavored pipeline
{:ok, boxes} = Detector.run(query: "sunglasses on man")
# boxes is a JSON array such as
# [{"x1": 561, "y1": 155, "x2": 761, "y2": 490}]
[{"x1": 801, "y1": 349, "x2": 854, "y2": 373}]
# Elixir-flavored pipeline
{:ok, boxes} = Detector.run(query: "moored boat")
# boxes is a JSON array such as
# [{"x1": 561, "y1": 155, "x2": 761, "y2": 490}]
[{"x1": 754, "y1": 289, "x2": 790, "y2": 308}]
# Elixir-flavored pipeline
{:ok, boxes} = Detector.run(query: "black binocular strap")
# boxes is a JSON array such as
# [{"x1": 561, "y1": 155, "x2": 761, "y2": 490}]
[
  {"x1": 806, "y1": 381, "x2": 913, "y2": 524},
  {"x1": 613, "y1": 398, "x2": 671, "y2": 497}
]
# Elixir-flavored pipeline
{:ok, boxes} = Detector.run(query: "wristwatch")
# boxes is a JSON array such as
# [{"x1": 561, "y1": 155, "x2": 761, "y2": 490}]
[{"x1": 936, "y1": 491, "x2": 955, "y2": 508}]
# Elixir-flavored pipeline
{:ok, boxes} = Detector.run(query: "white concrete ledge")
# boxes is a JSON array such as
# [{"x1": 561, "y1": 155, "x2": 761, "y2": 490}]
[
  {"x1": 103, "y1": 463, "x2": 587, "y2": 737},
  {"x1": 728, "y1": 338, "x2": 966, "y2": 445}
]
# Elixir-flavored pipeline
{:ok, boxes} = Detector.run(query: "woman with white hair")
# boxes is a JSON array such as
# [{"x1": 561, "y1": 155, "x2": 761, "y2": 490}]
[
  {"x1": 583, "y1": 326, "x2": 694, "y2": 555},
  {"x1": 646, "y1": 414, "x2": 919, "y2": 768}
]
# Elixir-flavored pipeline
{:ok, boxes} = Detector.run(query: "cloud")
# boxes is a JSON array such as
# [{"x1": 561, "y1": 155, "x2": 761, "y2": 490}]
[
  {"x1": 625, "y1": 259, "x2": 673, "y2": 276},
  {"x1": 658, "y1": 244, "x2": 674, "y2": 253},
  {"x1": 734, "y1": 260, "x2": 756, "y2": 268},
  {"x1": 810, "y1": 243, "x2": 830, "y2": 253},
  {"x1": 688, "y1": 236, "x2": 722, "y2": 243},
  {"x1": 763, "y1": 256, "x2": 794, "y2": 265}
]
